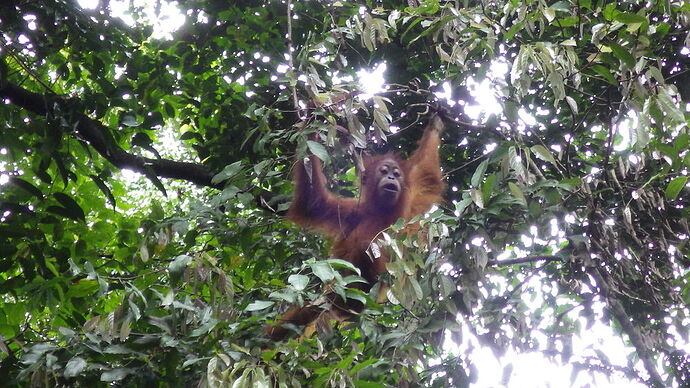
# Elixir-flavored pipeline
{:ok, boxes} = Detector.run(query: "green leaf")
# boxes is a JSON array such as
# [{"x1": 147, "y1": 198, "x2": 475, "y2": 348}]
[
  {"x1": 565, "y1": 96, "x2": 578, "y2": 114},
  {"x1": 654, "y1": 22, "x2": 670, "y2": 37},
  {"x1": 245, "y1": 300, "x2": 274, "y2": 311},
  {"x1": 665, "y1": 176, "x2": 687, "y2": 200},
  {"x1": 550, "y1": 1, "x2": 570, "y2": 10},
  {"x1": 0, "y1": 58, "x2": 7, "y2": 86},
  {"x1": 351, "y1": 358, "x2": 379, "y2": 375},
  {"x1": 416, "y1": 15, "x2": 456, "y2": 42},
  {"x1": 470, "y1": 188, "x2": 484, "y2": 209},
  {"x1": 531, "y1": 145, "x2": 557, "y2": 166},
  {"x1": 508, "y1": 146, "x2": 526, "y2": 181},
  {"x1": 554, "y1": 16, "x2": 579, "y2": 27},
  {"x1": 454, "y1": 197, "x2": 472, "y2": 217},
  {"x1": 121, "y1": 115, "x2": 140, "y2": 127},
  {"x1": 657, "y1": 87, "x2": 685, "y2": 123},
  {"x1": 508, "y1": 182, "x2": 527, "y2": 206},
  {"x1": 337, "y1": 352, "x2": 356, "y2": 369},
  {"x1": 212, "y1": 161, "x2": 243, "y2": 185},
  {"x1": 103, "y1": 344, "x2": 137, "y2": 355},
  {"x1": 614, "y1": 13, "x2": 647, "y2": 24},
  {"x1": 602, "y1": 3, "x2": 618, "y2": 21},
  {"x1": 309, "y1": 261, "x2": 336, "y2": 282},
  {"x1": 675, "y1": 133, "x2": 689, "y2": 151},
  {"x1": 89, "y1": 175, "x2": 116, "y2": 208},
  {"x1": 237, "y1": 192, "x2": 254, "y2": 205},
  {"x1": 306, "y1": 140, "x2": 330, "y2": 163},
  {"x1": 190, "y1": 318, "x2": 219, "y2": 336},
  {"x1": 168, "y1": 254, "x2": 192, "y2": 283},
  {"x1": 609, "y1": 43, "x2": 635, "y2": 68},
  {"x1": 471, "y1": 159, "x2": 489, "y2": 187},
  {"x1": 504, "y1": 22, "x2": 524, "y2": 41},
  {"x1": 64, "y1": 357, "x2": 87, "y2": 378},
  {"x1": 409, "y1": 276, "x2": 423, "y2": 300},
  {"x1": 590, "y1": 64, "x2": 617, "y2": 85},
  {"x1": 4, "y1": 303, "x2": 26, "y2": 327},
  {"x1": 101, "y1": 368, "x2": 135, "y2": 382},
  {"x1": 144, "y1": 170, "x2": 167, "y2": 196},
  {"x1": 128, "y1": 298, "x2": 141, "y2": 320},
  {"x1": 131, "y1": 132, "x2": 153, "y2": 148},
  {"x1": 53, "y1": 156, "x2": 71, "y2": 186},
  {"x1": 67, "y1": 279, "x2": 99, "y2": 298},
  {"x1": 482, "y1": 174, "x2": 496, "y2": 204},
  {"x1": 401, "y1": 17, "x2": 424, "y2": 43},
  {"x1": 53, "y1": 193, "x2": 86, "y2": 221},
  {"x1": 417, "y1": 0, "x2": 440, "y2": 15},
  {"x1": 8, "y1": 177, "x2": 43, "y2": 198},
  {"x1": 218, "y1": 186, "x2": 240, "y2": 203},
  {"x1": 180, "y1": 131, "x2": 202, "y2": 141},
  {"x1": 558, "y1": 178, "x2": 582, "y2": 190},
  {"x1": 139, "y1": 240, "x2": 149, "y2": 263},
  {"x1": 288, "y1": 274, "x2": 309, "y2": 291},
  {"x1": 253, "y1": 159, "x2": 271, "y2": 176},
  {"x1": 46, "y1": 205, "x2": 82, "y2": 222}
]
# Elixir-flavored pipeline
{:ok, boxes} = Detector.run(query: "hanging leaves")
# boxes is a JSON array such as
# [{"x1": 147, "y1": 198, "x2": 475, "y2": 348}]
[{"x1": 665, "y1": 176, "x2": 687, "y2": 200}]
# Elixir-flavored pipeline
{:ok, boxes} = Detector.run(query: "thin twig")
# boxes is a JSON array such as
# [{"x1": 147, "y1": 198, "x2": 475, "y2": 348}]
[
  {"x1": 286, "y1": 0, "x2": 302, "y2": 119},
  {"x1": 487, "y1": 255, "x2": 562, "y2": 267},
  {"x1": 443, "y1": 154, "x2": 485, "y2": 177},
  {"x1": 2, "y1": 44, "x2": 56, "y2": 93}
]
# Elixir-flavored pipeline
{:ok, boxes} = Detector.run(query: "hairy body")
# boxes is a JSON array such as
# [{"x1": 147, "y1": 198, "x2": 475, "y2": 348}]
[{"x1": 267, "y1": 115, "x2": 445, "y2": 339}]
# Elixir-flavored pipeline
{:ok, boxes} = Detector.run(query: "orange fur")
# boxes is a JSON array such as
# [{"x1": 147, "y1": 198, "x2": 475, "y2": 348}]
[{"x1": 266, "y1": 115, "x2": 445, "y2": 340}]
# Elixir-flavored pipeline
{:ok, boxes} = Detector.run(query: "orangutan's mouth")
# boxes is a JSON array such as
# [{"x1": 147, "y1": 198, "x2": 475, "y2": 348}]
[{"x1": 383, "y1": 183, "x2": 398, "y2": 192}]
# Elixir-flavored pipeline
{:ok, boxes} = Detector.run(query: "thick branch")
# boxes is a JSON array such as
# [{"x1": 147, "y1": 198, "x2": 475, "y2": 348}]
[{"x1": 0, "y1": 82, "x2": 219, "y2": 189}]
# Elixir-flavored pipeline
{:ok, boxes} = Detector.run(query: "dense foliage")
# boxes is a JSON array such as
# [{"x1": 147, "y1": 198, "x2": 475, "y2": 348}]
[{"x1": 1, "y1": 0, "x2": 689, "y2": 386}]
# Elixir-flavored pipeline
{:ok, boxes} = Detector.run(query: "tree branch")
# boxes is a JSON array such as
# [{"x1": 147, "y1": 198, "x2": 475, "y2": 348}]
[
  {"x1": 0, "y1": 82, "x2": 220, "y2": 189},
  {"x1": 487, "y1": 255, "x2": 562, "y2": 267},
  {"x1": 588, "y1": 267, "x2": 665, "y2": 388},
  {"x1": 286, "y1": 0, "x2": 303, "y2": 120}
]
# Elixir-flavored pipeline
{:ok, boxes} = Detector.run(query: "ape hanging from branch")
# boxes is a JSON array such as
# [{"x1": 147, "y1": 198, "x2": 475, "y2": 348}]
[{"x1": 266, "y1": 114, "x2": 445, "y2": 340}]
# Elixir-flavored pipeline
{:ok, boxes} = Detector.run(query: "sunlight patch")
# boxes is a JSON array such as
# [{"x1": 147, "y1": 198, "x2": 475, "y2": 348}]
[
  {"x1": 613, "y1": 112, "x2": 637, "y2": 151},
  {"x1": 77, "y1": 0, "x2": 98, "y2": 9},
  {"x1": 464, "y1": 77, "x2": 502, "y2": 120},
  {"x1": 357, "y1": 62, "x2": 387, "y2": 99},
  {"x1": 84, "y1": 0, "x2": 186, "y2": 40}
]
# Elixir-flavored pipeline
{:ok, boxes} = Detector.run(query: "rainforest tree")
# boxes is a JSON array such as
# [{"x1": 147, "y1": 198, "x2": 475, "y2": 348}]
[{"x1": 0, "y1": 0, "x2": 689, "y2": 386}]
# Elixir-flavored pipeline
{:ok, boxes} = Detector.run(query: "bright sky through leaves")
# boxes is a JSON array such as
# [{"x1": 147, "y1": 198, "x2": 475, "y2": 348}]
[{"x1": 4, "y1": 0, "x2": 689, "y2": 386}]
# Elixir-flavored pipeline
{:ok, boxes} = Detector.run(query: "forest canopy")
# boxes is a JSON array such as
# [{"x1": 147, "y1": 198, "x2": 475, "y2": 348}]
[{"x1": 0, "y1": 0, "x2": 689, "y2": 387}]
